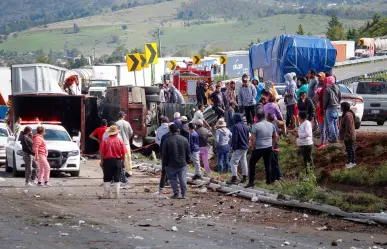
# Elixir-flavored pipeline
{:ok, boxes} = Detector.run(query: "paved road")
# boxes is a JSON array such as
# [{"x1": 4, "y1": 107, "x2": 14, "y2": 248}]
[
  {"x1": 359, "y1": 121, "x2": 387, "y2": 132},
  {"x1": 0, "y1": 162, "x2": 387, "y2": 249},
  {"x1": 335, "y1": 60, "x2": 387, "y2": 81}
]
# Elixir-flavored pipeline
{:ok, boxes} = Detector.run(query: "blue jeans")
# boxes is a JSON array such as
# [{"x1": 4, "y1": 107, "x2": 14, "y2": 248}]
[
  {"x1": 325, "y1": 108, "x2": 339, "y2": 142},
  {"x1": 217, "y1": 152, "x2": 230, "y2": 174},
  {"x1": 166, "y1": 166, "x2": 187, "y2": 196}
]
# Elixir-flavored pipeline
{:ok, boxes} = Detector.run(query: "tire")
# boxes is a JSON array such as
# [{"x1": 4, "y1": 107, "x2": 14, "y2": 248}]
[
  {"x1": 12, "y1": 153, "x2": 23, "y2": 177},
  {"x1": 377, "y1": 121, "x2": 385, "y2": 126},
  {"x1": 5, "y1": 156, "x2": 12, "y2": 173},
  {"x1": 146, "y1": 95, "x2": 160, "y2": 103},
  {"x1": 355, "y1": 121, "x2": 361, "y2": 129},
  {"x1": 70, "y1": 170, "x2": 80, "y2": 177},
  {"x1": 143, "y1": 87, "x2": 160, "y2": 95}
]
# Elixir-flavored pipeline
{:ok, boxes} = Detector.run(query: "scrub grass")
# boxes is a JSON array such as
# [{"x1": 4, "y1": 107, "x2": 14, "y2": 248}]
[
  {"x1": 331, "y1": 162, "x2": 387, "y2": 186},
  {"x1": 256, "y1": 179, "x2": 386, "y2": 213}
]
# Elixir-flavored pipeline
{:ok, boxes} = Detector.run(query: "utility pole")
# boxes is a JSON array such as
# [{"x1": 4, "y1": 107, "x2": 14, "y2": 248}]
[{"x1": 157, "y1": 28, "x2": 161, "y2": 57}]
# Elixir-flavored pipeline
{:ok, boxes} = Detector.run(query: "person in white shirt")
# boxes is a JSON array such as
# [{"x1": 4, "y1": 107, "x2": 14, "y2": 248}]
[
  {"x1": 192, "y1": 104, "x2": 210, "y2": 129},
  {"x1": 297, "y1": 112, "x2": 314, "y2": 181}
]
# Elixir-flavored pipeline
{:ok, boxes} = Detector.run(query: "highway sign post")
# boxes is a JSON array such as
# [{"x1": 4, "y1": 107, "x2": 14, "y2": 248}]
[
  {"x1": 140, "y1": 53, "x2": 148, "y2": 86},
  {"x1": 145, "y1": 43, "x2": 158, "y2": 64},
  {"x1": 126, "y1": 53, "x2": 142, "y2": 86},
  {"x1": 219, "y1": 55, "x2": 227, "y2": 77}
]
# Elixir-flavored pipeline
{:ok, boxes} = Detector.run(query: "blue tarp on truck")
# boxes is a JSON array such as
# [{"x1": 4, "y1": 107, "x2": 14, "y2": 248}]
[{"x1": 249, "y1": 35, "x2": 337, "y2": 83}]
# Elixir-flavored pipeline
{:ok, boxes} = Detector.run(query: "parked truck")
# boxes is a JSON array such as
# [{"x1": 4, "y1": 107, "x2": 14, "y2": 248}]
[
  {"x1": 355, "y1": 37, "x2": 387, "y2": 57},
  {"x1": 9, "y1": 64, "x2": 99, "y2": 154},
  {"x1": 249, "y1": 35, "x2": 336, "y2": 83}
]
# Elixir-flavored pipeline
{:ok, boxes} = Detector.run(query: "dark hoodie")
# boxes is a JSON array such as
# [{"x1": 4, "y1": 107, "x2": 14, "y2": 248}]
[
  {"x1": 231, "y1": 113, "x2": 249, "y2": 151},
  {"x1": 20, "y1": 134, "x2": 35, "y2": 156}
]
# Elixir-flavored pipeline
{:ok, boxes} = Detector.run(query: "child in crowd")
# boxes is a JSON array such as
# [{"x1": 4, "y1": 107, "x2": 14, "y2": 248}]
[{"x1": 297, "y1": 112, "x2": 314, "y2": 181}]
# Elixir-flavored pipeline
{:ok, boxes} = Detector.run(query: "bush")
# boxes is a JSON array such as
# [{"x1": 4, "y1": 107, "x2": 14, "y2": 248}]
[{"x1": 331, "y1": 163, "x2": 387, "y2": 186}]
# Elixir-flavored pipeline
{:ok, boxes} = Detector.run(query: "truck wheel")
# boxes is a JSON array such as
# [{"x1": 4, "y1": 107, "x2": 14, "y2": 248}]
[
  {"x1": 143, "y1": 87, "x2": 160, "y2": 95},
  {"x1": 355, "y1": 121, "x2": 361, "y2": 129},
  {"x1": 5, "y1": 156, "x2": 12, "y2": 173},
  {"x1": 377, "y1": 121, "x2": 385, "y2": 126},
  {"x1": 12, "y1": 153, "x2": 23, "y2": 177},
  {"x1": 146, "y1": 95, "x2": 160, "y2": 103},
  {"x1": 70, "y1": 170, "x2": 80, "y2": 177}
]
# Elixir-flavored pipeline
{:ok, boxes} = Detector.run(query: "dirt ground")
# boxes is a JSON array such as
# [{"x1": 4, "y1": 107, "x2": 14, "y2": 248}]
[{"x1": 1, "y1": 160, "x2": 387, "y2": 249}]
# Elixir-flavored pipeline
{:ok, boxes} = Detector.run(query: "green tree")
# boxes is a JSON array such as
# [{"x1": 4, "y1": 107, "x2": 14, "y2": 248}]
[
  {"x1": 130, "y1": 47, "x2": 143, "y2": 53},
  {"x1": 296, "y1": 24, "x2": 305, "y2": 35},
  {"x1": 36, "y1": 56, "x2": 54, "y2": 64},
  {"x1": 326, "y1": 14, "x2": 346, "y2": 41}
]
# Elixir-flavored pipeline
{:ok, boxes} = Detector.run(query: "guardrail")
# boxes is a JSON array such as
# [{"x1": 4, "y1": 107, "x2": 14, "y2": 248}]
[
  {"x1": 339, "y1": 69, "x2": 387, "y2": 85},
  {"x1": 334, "y1": 55, "x2": 387, "y2": 68}
]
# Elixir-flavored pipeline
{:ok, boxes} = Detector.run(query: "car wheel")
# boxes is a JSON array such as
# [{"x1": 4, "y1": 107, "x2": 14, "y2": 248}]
[
  {"x1": 5, "y1": 156, "x2": 12, "y2": 173},
  {"x1": 355, "y1": 121, "x2": 361, "y2": 129},
  {"x1": 12, "y1": 153, "x2": 22, "y2": 177},
  {"x1": 377, "y1": 121, "x2": 385, "y2": 126},
  {"x1": 143, "y1": 87, "x2": 160, "y2": 95},
  {"x1": 70, "y1": 170, "x2": 80, "y2": 177}
]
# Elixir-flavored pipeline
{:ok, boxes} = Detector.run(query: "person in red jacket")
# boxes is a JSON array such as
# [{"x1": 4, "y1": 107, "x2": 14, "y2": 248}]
[
  {"x1": 64, "y1": 75, "x2": 80, "y2": 95},
  {"x1": 33, "y1": 126, "x2": 51, "y2": 187}
]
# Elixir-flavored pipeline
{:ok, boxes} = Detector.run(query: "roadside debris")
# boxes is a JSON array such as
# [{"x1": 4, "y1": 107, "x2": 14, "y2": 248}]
[
  {"x1": 171, "y1": 226, "x2": 178, "y2": 232},
  {"x1": 316, "y1": 226, "x2": 328, "y2": 231}
]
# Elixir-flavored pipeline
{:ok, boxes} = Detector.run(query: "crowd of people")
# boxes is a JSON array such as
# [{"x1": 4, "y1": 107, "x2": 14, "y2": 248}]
[{"x1": 155, "y1": 69, "x2": 357, "y2": 199}]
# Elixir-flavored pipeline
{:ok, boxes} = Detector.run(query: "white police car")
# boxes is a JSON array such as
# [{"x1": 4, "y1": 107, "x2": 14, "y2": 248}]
[{"x1": 5, "y1": 123, "x2": 80, "y2": 177}]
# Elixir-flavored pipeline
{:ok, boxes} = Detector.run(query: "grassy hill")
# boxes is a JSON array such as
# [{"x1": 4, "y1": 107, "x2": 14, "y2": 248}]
[{"x1": 0, "y1": 0, "x2": 366, "y2": 57}]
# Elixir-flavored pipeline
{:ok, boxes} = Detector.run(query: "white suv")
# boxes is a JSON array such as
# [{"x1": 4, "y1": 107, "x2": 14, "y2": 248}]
[{"x1": 5, "y1": 124, "x2": 80, "y2": 177}]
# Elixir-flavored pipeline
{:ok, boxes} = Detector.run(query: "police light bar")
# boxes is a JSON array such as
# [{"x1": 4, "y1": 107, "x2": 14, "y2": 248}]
[{"x1": 20, "y1": 121, "x2": 61, "y2": 125}]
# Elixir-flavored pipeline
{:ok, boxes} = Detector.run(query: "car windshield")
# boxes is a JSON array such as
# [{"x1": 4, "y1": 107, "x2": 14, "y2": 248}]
[
  {"x1": 357, "y1": 82, "x2": 387, "y2": 94},
  {"x1": 18, "y1": 128, "x2": 71, "y2": 142},
  {"x1": 90, "y1": 80, "x2": 110, "y2": 87},
  {"x1": 0, "y1": 128, "x2": 8, "y2": 137},
  {"x1": 339, "y1": 85, "x2": 351, "y2": 93},
  {"x1": 275, "y1": 87, "x2": 286, "y2": 96}
]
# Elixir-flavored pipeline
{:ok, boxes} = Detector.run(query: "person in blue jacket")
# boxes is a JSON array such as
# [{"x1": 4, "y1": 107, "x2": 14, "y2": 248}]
[{"x1": 252, "y1": 76, "x2": 265, "y2": 103}]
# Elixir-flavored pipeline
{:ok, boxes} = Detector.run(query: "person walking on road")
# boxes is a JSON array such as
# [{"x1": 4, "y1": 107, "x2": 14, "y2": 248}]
[
  {"x1": 33, "y1": 126, "x2": 51, "y2": 187},
  {"x1": 339, "y1": 102, "x2": 357, "y2": 169},
  {"x1": 284, "y1": 73, "x2": 297, "y2": 128},
  {"x1": 158, "y1": 125, "x2": 172, "y2": 194},
  {"x1": 227, "y1": 113, "x2": 249, "y2": 184},
  {"x1": 100, "y1": 125, "x2": 127, "y2": 199},
  {"x1": 189, "y1": 123, "x2": 202, "y2": 180},
  {"x1": 89, "y1": 119, "x2": 108, "y2": 145},
  {"x1": 215, "y1": 119, "x2": 232, "y2": 175},
  {"x1": 238, "y1": 74, "x2": 257, "y2": 125},
  {"x1": 297, "y1": 112, "x2": 314, "y2": 181},
  {"x1": 21, "y1": 126, "x2": 39, "y2": 186},
  {"x1": 116, "y1": 111, "x2": 133, "y2": 178},
  {"x1": 323, "y1": 76, "x2": 341, "y2": 143},
  {"x1": 246, "y1": 112, "x2": 278, "y2": 188},
  {"x1": 162, "y1": 124, "x2": 191, "y2": 199},
  {"x1": 195, "y1": 119, "x2": 212, "y2": 176}
]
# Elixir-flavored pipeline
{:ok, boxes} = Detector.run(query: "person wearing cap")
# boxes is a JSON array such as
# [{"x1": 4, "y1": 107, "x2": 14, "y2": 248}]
[
  {"x1": 116, "y1": 111, "x2": 133, "y2": 175},
  {"x1": 89, "y1": 119, "x2": 108, "y2": 145},
  {"x1": 215, "y1": 118, "x2": 232, "y2": 175},
  {"x1": 192, "y1": 105, "x2": 210, "y2": 129},
  {"x1": 162, "y1": 124, "x2": 191, "y2": 199},
  {"x1": 180, "y1": 116, "x2": 190, "y2": 141},
  {"x1": 21, "y1": 126, "x2": 39, "y2": 187},
  {"x1": 227, "y1": 113, "x2": 249, "y2": 184},
  {"x1": 100, "y1": 125, "x2": 128, "y2": 199},
  {"x1": 284, "y1": 73, "x2": 297, "y2": 128},
  {"x1": 173, "y1": 112, "x2": 183, "y2": 130},
  {"x1": 246, "y1": 112, "x2": 279, "y2": 188},
  {"x1": 323, "y1": 75, "x2": 341, "y2": 143},
  {"x1": 156, "y1": 117, "x2": 171, "y2": 146},
  {"x1": 33, "y1": 126, "x2": 51, "y2": 187},
  {"x1": 195, "y1": 119, "x2": 212, "y2": 175},
  {"x1": 238, "y1": 74, "x2": 257, "y2": 125}
]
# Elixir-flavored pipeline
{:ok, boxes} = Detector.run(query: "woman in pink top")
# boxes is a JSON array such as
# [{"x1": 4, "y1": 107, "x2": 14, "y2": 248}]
[{"x1": 33, "y1": 126, "x2": 51, "y2": 187}]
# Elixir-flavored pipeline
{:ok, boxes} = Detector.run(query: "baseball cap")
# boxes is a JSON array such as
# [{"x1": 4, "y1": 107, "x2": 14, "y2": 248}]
[
  {"x1": 196, "y1": 119, "x2": 204, "y2": 126},
  {"x1": 181, "y1": 116, "x2": 188, "y2": 122},
  {"x1": 317, "y1": 72, "x2": 326, "y2": 78},
  {"x1": 118, "y1": 111, "x2": 126, "y2": 118}
]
